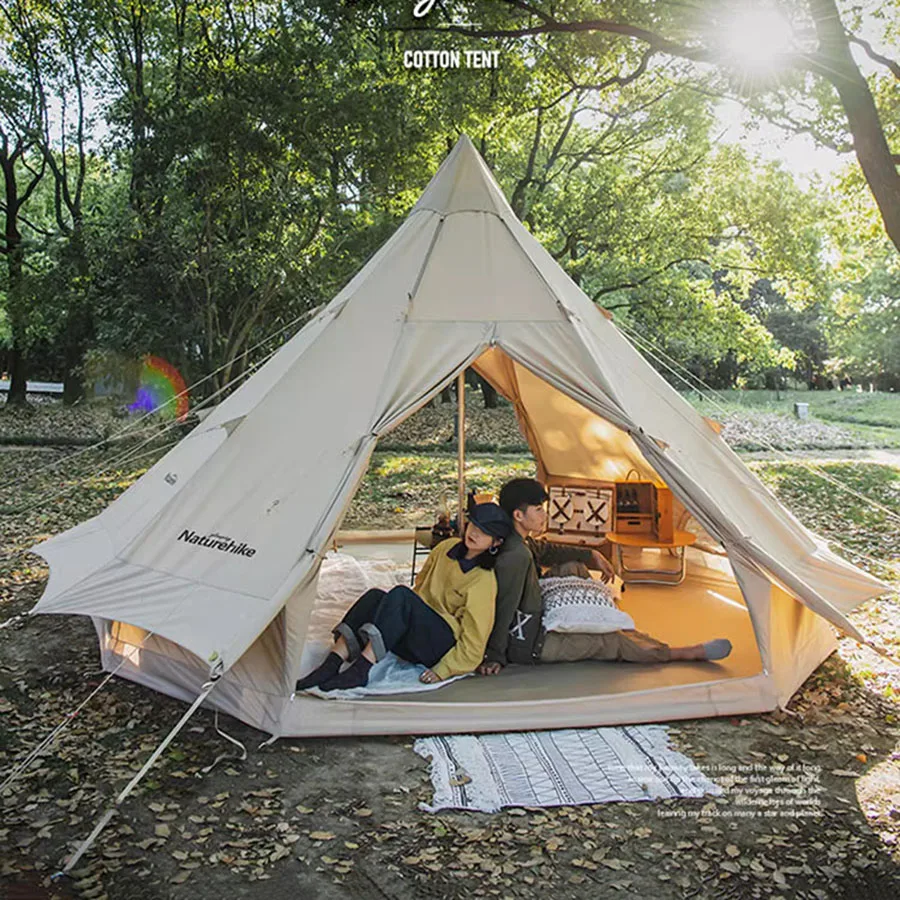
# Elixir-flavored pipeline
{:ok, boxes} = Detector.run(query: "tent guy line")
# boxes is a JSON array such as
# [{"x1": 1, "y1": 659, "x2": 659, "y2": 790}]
[
  {"x1": 2, "y1": 310, "x2": 303, "y2": 516},
  {"x1": 0, "y1": 635, "x2": 149, "y2": 795},
  {"x1": 618, "y1": 318, "x2": 900, "y2": 530},
  {"x1": 4, "y1": 434, "x2": 183, "y2": 518},
  {"x1": 4, "y1": 301, "x2": 327, "y2": 496},
  {"x1": 52, "y1": 675, "x2": 222, "y2": 879}
]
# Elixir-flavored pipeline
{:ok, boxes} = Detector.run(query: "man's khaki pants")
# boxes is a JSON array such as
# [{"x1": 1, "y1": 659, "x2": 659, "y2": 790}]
[{"x1": 541, "y1": 629, "x2": 672, "y2": 664}]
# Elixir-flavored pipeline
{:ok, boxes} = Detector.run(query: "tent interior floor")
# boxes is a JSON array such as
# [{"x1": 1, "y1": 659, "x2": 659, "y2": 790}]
[{"x1": 315, "y1": 544, "x2": 763, "y2": 704}]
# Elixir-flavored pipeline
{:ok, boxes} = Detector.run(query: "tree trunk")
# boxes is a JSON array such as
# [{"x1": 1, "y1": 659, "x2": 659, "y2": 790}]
[
  {"x1": 61, "y1": 224, "x2": 93, "y2": 406},
  {"x1": 2, "y1": 150, "x2": 29, "y2": 406},
  {"x1": 62, "y1": 342, "x2": 85, "y2": 405},
  {"x1": 4, "y1": 242, "x2": 28, "y2": 407},
  {"x1": 6, "y1": 345, "x2": 28, "y2": 405},
  {"x1": 808, "y1": 0, "x2": 900, "y2": 253},
  {"x1": 62, "y1": 303, "x2": 93, "y2": 406},
  {"x1": 5, "y1": 279, "x2": 28, "y2": 406},
  {"x1": 477, "y1": 373, "x2": 498, "y2": 409}
]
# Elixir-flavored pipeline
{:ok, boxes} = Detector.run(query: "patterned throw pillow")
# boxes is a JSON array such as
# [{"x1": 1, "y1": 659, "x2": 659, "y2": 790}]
[{"x1": 540, "y1": 575, "x2": 635, "y2": 634}]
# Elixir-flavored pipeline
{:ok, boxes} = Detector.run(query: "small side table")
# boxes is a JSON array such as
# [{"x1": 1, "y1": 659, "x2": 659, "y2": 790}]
[{"x1": 607, "y1": 530, "x2": 697, "y2": 586}]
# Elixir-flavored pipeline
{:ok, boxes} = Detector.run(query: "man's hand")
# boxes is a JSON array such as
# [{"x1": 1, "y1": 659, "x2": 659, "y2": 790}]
[
  {"x1": 419, "y1": 668, "x2": 441, "y2": 684},
  {"x1": 589, "y1": 549, "x2": 616, "y2": 583},
  {"x1": 478, "y1": 661, "x2": 502, "y2": 676}
]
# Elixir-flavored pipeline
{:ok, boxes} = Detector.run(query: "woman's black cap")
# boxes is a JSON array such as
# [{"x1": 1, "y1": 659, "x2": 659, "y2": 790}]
[{"x1": 466, "y1": 500, "x2": 513, "y2": 539}]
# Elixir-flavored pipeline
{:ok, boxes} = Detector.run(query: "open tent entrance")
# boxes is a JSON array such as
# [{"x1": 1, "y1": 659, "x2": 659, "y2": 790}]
[{"x1": 300, "y1": 346, "x2": 766, "y2": 708}]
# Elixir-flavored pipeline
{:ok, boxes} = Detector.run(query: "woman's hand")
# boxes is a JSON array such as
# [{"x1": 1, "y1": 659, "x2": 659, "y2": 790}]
[{"x1": 419, "y1": 668, "x2": 441, "y2": 684}]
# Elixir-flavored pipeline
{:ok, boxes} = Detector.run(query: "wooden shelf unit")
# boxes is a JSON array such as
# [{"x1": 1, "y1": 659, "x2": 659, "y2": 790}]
[
  {"x1": 540, "y1": 477, "x2": 675, "y2": 546},
  {"x1": 614, "y1": 480, "x2": 673, "y2": 543}
]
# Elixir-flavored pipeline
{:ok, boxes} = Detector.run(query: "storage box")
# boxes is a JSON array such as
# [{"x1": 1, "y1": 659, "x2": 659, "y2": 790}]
[
  {"x1": 546, "y1": 484, "x2": 614, "y2": 545},
  {"x1": 614, "y1": 481, "x2": 674, "y2": 541}
]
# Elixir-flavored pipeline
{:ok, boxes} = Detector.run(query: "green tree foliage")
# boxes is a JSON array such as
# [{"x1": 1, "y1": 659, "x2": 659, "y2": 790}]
[
  {"x1": 430, "y1": 0, "x2": 900, "y2": 254},
  {"x1": 0, "y1": 0, "x2": 895, "y2": 403},
  {"x1": 825, "y1": 167, "x2": 900, "y2": 388}
]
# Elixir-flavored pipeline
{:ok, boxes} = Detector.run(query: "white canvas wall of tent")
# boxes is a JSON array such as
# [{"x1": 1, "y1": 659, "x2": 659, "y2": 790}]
[{"x1": 29, "y1": 134, "x2": 889, "y2": 740}]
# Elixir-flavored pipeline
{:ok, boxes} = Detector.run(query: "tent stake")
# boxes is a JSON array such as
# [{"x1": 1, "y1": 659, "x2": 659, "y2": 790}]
[{"x1": 457, "y1": 371, "x2": 466, "y2": 536}]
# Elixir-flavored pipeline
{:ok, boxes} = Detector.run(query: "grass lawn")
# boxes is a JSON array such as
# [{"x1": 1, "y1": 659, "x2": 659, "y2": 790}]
[
  {"x1": 688, "y1": 389, "x2": 900, "y2": 447},
  {"x1": 343, "y1": 451, "x2": 537, "y2": 530},
  {"x1": 686, "y1": 389, "x2": 900, "y2": 425}
]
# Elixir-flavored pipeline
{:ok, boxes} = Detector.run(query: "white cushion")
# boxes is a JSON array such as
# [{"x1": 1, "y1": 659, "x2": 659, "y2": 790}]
[{"x1": 540, "y1": 575, "x2": 635, "y2": 634}]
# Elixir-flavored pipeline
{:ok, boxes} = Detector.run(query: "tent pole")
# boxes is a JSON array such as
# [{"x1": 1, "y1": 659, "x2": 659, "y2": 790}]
[{"x1": 457, "y1": 371, "x2": 466, "y2": 537}]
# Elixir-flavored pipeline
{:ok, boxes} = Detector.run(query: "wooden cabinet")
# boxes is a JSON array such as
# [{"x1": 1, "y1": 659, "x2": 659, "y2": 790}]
[{"x1": 614, "y1": 481, "x2": 673, "y2": 542}]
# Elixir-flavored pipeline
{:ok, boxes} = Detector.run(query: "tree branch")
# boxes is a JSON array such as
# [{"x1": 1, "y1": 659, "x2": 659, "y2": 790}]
[
  {"x1": 19, "y1": 212, "x2": 55, "y2": 238},
  {"x1": 848, "y1": 33, "x2": 900, "y2": 80},
  {"x1": 567, "y1": 47, "x2": 656, "y2": 93},
  {"x1": 549, "y1": 230, "x2": 580, "y2": 261},
  {"x1": 591, "y1": 257, "x2": 708, "y2": 301}
]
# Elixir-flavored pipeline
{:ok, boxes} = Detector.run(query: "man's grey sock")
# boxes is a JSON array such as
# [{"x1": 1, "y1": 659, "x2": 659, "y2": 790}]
[{"x1": 702, "y1": 639, "x2": 732, "y2": 660}]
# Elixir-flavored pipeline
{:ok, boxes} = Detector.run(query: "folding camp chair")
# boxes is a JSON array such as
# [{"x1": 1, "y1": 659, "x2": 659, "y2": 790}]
[{"x1": 410, "y1": 526, "x2": 435, "y2": 585}]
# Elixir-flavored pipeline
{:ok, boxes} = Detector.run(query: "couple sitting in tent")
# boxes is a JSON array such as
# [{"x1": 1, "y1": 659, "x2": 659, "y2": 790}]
[{"x1": 297, "y1": 478, "x2": 732, "y2": 693}]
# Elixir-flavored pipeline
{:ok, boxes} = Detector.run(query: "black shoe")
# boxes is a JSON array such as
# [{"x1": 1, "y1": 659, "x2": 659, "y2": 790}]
[
  {"x1": 319, "y1": 656, "x2": 373, "y2": 692},
  {"x1": 295, "y1": 652, "x2": 343, "y2": 691}
]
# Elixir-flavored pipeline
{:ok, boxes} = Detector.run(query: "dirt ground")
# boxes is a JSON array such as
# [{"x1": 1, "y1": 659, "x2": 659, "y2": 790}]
[
  {"x1": 2, "y1": 441, "x2": 899, "y2": 900},
  {"x1": 2, "y1": 587, "x2": 900, "y2": 900}
]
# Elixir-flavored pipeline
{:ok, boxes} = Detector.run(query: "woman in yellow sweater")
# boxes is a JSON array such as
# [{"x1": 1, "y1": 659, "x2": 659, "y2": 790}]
[{"x1": 296, "y1": 501, "x2": 513, "y2": 692}]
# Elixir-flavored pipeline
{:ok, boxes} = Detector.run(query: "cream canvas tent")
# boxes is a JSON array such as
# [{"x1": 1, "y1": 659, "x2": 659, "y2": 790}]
[{"x1": 29, "y1": 135, "x2": 888, "y2": 739}]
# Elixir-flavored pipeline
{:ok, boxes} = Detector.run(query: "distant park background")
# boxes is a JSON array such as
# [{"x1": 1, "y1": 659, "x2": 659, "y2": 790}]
[{"x1": 1, "y1": 0, "x2": 898, "y2": 412}]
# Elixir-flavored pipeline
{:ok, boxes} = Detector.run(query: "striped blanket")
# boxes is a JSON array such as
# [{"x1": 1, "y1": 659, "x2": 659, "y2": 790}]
[{"x1": 414, "y1": 725, "x2": 722, "y2": 812}]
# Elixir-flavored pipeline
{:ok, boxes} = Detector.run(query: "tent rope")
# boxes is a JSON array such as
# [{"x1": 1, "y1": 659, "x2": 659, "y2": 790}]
[
  {"x1": 4, "y1": 314, "x2": 328, "y2": 800},
  {"x1": 4, "y1": 316, "x2": 295, "y2": 519},
  {"x1": 5, "y1": 362, "x2": 258, "y2": 517},
  {"x1": 53, "y1": 675, "x2": 221, "y2": 878},
  {"x1": 8, "y1": 301, "x2": 326, "y2": 496},
  {"x1": 617, "y1": 322, "x2": 900, "y2": 581},
  {"x1": 199, "y1": 710, "x2": 248, "y2": 774},
  {"x1": 6, "y1": 431, "x2": 186, "y2": 519},
  {"x1": 616, "y1": 319, "x2": 900, "y2": 528},
  {"x1": 2, "y1": 591, "x2": 205, "y2": 799},
  {"x1": 0, "y1": 636, "x2": 150, "y2": 795}
]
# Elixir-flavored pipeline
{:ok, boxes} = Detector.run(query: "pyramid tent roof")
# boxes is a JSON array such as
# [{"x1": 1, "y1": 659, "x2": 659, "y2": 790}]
[{"x1": 29, "y1": 135, "x2": 888, "y2": 736}]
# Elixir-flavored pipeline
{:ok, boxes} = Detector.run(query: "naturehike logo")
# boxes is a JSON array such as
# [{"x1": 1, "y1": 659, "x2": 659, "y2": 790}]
[{"x1": 177, "y1": 529, "x2": 256, "y2": 558}]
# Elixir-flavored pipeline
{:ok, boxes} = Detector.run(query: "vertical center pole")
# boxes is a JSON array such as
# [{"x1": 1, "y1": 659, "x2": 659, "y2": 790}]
[{"x1": 457, "y1": 370, "x2": 466, "y2": 537}]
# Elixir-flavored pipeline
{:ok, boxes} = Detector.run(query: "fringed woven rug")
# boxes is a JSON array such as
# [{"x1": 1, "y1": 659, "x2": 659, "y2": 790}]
[{"x1": 414, "y1": 725, "x2": 722, "y2": 813}]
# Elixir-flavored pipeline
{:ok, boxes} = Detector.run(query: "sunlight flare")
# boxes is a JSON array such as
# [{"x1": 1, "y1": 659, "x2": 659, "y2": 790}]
[{"x1": 719, "y1": 6, "x2": 795, "y2": 75}]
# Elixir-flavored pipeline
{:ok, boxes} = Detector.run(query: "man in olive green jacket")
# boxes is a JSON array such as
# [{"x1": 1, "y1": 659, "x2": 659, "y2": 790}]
[
  {"x1": 479, "y1": 478, "x2": 732, "y2": 673},
  {"x1": 479, "y1": 478, "x2": 615, "y2": 670}
]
